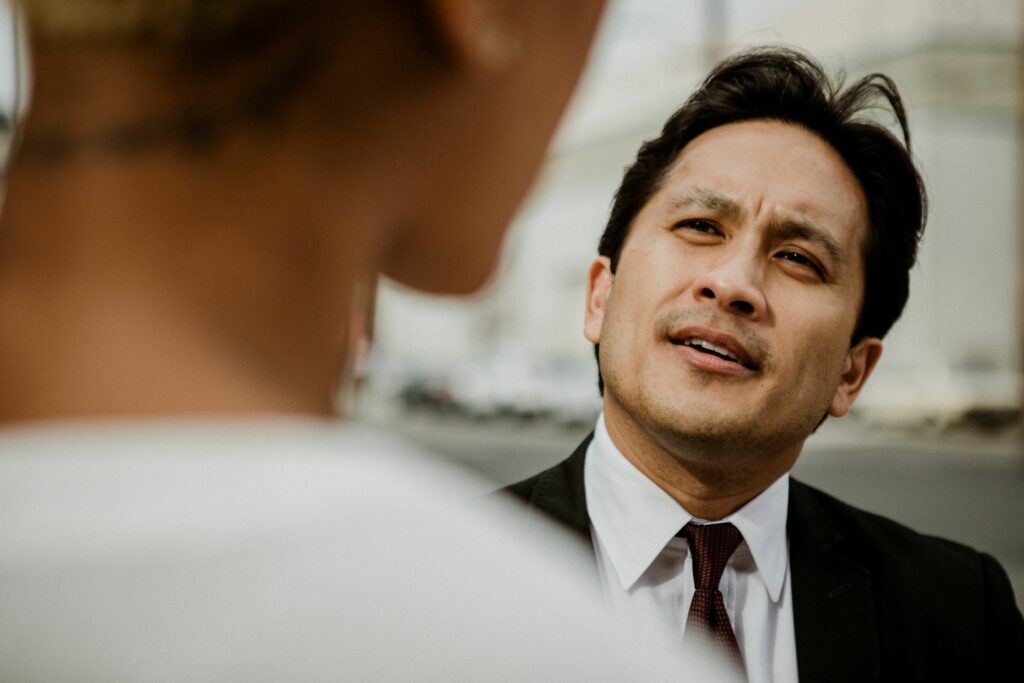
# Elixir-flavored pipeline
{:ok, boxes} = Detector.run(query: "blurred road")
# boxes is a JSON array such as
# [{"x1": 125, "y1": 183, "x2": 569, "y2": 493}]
[{"x1": 374, "y1": 412, "x2": 1024, "y2": 612}]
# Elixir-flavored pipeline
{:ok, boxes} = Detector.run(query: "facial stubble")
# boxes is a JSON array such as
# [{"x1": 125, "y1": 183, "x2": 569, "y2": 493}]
[{"x1": 600, "y1": 309, "x2": 841, "y2": 476}]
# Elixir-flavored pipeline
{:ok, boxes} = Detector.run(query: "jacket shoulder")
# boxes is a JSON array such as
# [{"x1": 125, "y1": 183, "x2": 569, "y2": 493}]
[
  {"x1": 504, "y1": 468, "x2": 546, "y2": 504},
  {"x1": 497, "y1": 434, "x2": 593, "y2": 541},
  {"x1": 790, "y1": 478, "x2": 1024, "y2": 670},
  {"x1": 791, "y1": 478, "x2": 986, "y2": 565},
  {"x1": 786, "y1": 479, "x2": 1003, "y2": 581}
]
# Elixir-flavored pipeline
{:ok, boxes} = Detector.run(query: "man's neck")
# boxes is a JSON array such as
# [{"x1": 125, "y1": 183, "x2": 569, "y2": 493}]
[{"x1": 601, "y1": 399, "x2": 802, "y2": 520}]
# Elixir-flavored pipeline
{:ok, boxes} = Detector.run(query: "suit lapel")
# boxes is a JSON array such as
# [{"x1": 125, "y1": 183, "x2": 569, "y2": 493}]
[{"x1": 788, "y1": 480, "x2": 881, "y2": 682}]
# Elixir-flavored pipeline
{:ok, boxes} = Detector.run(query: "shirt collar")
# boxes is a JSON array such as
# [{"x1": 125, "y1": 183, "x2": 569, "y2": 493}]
[
  {"x1": 583, "y1": 413, "x2": 789, "y2": 602},
  {"x1": 724, "y1": 469, "x2": 789, "y2": 602}
]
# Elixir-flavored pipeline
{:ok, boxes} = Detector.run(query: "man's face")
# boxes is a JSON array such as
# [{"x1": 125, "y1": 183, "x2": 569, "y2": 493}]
[{"x1": 585, "y1": 120, "x2": 882, "y2": 460}]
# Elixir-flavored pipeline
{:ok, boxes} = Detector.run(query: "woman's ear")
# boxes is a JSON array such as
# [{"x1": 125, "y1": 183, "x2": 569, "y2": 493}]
[{"x1": 425, "y1": 0, "x2": 520, "y2": 73}]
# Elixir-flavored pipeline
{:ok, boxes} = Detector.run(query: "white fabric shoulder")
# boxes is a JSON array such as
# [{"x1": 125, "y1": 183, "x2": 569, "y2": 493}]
[{"x1": 0, "y1": 419, "x2": 705, "y2": 682}]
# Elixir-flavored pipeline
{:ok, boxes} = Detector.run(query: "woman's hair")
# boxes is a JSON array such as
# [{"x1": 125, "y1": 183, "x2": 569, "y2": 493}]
[{"x1": 17, "y1": 0, "x2": 291, "y2": 45}]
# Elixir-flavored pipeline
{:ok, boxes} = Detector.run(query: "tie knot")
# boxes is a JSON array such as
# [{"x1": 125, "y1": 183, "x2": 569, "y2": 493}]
[{"x1": 681, "y1": 522, "x2": 743, "y2": 590}]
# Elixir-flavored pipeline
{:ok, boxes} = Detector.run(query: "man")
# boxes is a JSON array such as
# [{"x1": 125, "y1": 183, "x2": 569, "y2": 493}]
[
  {"x1": 0, "y1": 1, "x2": 696, "y2": 680},
  {"x1": 506, "y1": 48, "x2": 1024, "y2": 682}
]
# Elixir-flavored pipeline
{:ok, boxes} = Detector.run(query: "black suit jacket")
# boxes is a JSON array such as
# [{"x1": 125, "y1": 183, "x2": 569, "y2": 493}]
[{"x1": 503, "y1": 435, "x2": 1024, "y2": 682}]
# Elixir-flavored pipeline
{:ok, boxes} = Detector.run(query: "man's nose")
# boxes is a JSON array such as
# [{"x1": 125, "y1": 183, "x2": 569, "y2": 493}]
[{"x1": 691, "y1": 252, "x2": 767, "y2": 320}]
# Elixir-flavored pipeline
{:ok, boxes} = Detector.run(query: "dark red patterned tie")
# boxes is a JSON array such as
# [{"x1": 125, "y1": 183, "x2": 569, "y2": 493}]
[{"x1": 681, "y1": 522, "x2": 746, "y2": 673}]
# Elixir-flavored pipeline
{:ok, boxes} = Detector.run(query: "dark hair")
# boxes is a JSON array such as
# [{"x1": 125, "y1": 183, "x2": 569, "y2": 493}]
[{"x1": 594, "y1": 47, "x2": 926, "y2": 390}]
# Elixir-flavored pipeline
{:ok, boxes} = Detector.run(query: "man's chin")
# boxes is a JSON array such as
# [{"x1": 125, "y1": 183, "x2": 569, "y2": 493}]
[{"x1": 641, "y1": 404, "x2": 762, "y2": 449}]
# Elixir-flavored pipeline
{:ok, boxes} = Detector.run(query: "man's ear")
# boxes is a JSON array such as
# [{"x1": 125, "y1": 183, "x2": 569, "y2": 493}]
[
  {"x1": 425, "y1": 0, "x2": 520, "y2": 73},
  {"x1": 583, "y1": 257, "x2": 613, "y2": 345},
  {"x1": 828, "y1": 337, "x2": 883, "y2": 418}
]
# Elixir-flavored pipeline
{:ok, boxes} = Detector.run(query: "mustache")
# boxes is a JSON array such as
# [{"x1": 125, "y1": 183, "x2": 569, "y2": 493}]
[{"x1": 655, "y1": 311, "x2": 771, "y2": 368}]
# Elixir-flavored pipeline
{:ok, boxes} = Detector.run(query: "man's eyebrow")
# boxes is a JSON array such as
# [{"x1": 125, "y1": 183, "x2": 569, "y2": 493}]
[
  {"x1": 666, "y1": 187, "x2": 743, "y2": 219},
  {"x1": 772, "y1": 220, "x2": 847, "y2": 268}
]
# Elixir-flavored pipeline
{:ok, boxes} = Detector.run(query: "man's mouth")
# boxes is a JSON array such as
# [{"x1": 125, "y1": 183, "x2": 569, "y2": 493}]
[
  {"x1": 667, "y1": 327, "x2": 760, "y2": 371},
  {"x1": 678, "y1": 338, "x2": 742, "y2": 363}
]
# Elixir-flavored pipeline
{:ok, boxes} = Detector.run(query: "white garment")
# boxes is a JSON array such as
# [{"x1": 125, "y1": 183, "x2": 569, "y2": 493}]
[
  {"x1": 0, "y1": 417, "x2": 692, "y2": 682},
  {"x1": 584, "y1": 413, "x2": 799, "y2": 683}
]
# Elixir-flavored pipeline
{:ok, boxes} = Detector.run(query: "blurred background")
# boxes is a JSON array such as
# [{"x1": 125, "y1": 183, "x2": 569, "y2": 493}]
[
  {"x1": 1, "y1": 1, "x2": 1022, "y2": 606},
  {"x1": 366, "y1": 0, "x2": 1024, "y2": 607}
]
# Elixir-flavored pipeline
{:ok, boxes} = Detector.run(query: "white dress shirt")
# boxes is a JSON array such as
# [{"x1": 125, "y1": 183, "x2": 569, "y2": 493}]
[{"x1": 585, "y1": 413, "x2": 799, "y2": 683}]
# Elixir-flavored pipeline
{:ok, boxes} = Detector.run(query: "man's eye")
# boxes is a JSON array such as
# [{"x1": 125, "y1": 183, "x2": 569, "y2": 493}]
[
  {"x1": 777, "y1": 251, "x2": 825, "y2": 277},
  {"x1": 676, "y1": 219, "x2": 720, "y2": 235}
]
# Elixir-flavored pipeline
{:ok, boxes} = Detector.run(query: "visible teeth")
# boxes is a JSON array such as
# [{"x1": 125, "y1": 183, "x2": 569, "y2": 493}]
[{"x1": 685, "y1": 338, "x2": 739, "y2": 361}]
